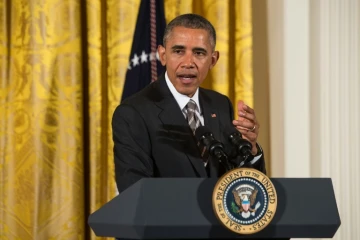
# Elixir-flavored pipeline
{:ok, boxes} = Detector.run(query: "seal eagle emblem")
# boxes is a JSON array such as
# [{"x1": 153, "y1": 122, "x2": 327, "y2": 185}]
[
  {"x1": 212, "y1": 168, "x2": 277, "y2": 234},
  {"x1": 232, "y1": 184, "x2": 261, "y2": 218}
]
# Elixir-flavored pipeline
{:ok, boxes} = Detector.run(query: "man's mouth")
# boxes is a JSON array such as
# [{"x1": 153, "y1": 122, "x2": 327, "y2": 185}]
[{"x1": 177, "y1": 74, "x2": 197, "y2": 83}]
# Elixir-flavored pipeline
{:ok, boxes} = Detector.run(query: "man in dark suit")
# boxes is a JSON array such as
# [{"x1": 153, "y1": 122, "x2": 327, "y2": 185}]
[{"x1": 112, "y1": 13, "x2": 266, "y2": 193}]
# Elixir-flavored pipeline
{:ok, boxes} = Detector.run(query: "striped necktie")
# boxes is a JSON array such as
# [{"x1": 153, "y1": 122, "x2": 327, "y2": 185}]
[
  {"x1": 186, "y1": 99, "x2": 201, "y2": 135},
  {"x1": 186, "y1": 99, "x2": 208, "y2": 166}
]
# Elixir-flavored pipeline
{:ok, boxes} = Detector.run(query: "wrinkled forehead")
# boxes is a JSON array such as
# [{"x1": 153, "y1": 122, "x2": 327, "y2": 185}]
[{"x1": 165, "y1": 26, "x2": 215, "y2": 50}]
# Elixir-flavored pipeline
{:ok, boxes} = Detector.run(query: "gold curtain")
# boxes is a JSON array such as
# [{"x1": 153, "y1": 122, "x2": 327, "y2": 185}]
[{"x1": 0, "y1": 0, "x2": 253, "y2": 239}]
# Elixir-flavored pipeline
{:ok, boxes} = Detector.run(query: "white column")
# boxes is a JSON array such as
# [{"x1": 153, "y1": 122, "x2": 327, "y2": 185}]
[
  {"x1": 268, "y1": 0, "x2": 360, "y2": 239},
  {"x1": 310, "y1": 0, "x2": 360, "y2": 239},
  {"x1": 267, "y1": 0, "x2": 311, "y2": 178}
]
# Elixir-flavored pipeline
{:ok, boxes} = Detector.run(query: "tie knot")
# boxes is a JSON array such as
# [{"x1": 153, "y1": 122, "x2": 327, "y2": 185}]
[{"x1": 187, "y1": 99, "x2": 197, "y2": 111}]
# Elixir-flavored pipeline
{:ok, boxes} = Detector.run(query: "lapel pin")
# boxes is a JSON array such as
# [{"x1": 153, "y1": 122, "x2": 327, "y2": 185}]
[{"x1": 211, "y1": 113, "x2": 217, "y2": 118}]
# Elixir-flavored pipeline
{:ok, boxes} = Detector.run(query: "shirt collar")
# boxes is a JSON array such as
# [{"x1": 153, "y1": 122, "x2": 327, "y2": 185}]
[{"x1": 164, "y1": 71, "x2": 201, "y2": 113}]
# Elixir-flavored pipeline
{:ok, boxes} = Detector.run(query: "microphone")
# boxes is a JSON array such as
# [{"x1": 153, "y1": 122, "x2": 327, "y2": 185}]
[
  {"x1": 224, "y1": 126, "x2": 254, "y2": 166},
  {"x1": 194, "y1": 126, "x2": 233, "y2": 171}
]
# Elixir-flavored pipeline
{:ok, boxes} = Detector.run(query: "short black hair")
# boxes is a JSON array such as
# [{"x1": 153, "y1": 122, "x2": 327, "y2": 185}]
[{"x1": 163, "y1": 13, "x2": 216, "y2": 50}]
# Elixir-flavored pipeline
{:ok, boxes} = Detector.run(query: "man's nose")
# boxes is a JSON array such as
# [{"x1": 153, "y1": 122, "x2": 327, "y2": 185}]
[{"x1": 181, "y1": 52, "x2": 195, "y2": 68}]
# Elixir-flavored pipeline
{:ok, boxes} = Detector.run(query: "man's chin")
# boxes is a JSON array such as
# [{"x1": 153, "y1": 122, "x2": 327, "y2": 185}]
[{"x1": 177, "y1": 87, "x2": 196, "y2": 98}]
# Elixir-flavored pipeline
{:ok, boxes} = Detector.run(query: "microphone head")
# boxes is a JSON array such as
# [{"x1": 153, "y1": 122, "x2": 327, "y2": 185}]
[
  {"x1": 194, "y1": 126, "x2": 213, "y2": 159},
  {"x1": 224, "y1": 125, "x2": 242, "y2": 138},
  {"x1": 195, "y1": 126, "x2": 231, "y2": 170},
  {"x1": 223, "y1": 125, "x2": 253, "y2": 165},
  {"x1": 194, "y1": 126, "x2": 212, "y2": 140}
]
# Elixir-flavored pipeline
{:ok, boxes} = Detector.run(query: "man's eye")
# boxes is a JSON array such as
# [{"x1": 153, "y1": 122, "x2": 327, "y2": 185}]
[
  {"x1": 195, "y1": 51, "x2": 205, "y2": 56},
  {"x1": 174, "y1": 49, "x2": 183, "y2": 54}
]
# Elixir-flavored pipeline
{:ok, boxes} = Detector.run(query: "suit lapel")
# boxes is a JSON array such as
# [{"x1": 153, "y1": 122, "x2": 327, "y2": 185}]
[{"x1": 154, "y1": 77, "x2": 208, "y2": 177}]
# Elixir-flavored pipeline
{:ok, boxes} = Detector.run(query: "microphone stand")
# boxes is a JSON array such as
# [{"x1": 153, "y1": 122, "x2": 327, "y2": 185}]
[{"x1": 212, "y1": 147, "x2": 233, "y2": 172}]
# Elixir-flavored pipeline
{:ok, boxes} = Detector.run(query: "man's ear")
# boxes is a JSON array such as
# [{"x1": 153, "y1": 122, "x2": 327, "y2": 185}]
[
  {"x1": 210, "y1": 50, "x2": 220, "y2": 69},
  {"x1": 158, "y1": 45, "x2": 166, "y2": 66}
]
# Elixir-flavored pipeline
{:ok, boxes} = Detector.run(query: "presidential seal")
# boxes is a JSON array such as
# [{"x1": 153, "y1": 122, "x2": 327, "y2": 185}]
[{"x1": 212, "y1": 168, "x2": 277, "y2": 234}]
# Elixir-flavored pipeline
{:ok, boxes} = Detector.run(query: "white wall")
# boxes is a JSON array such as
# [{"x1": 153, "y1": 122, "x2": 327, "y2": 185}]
[{"x1": 267, "y1": 0, "x2": 360, "y2": 239}]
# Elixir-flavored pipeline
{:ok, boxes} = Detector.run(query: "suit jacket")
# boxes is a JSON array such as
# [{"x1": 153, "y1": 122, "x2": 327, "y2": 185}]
[{"x1": 112, "y1": 75, "x2": 266, "y2": 193}]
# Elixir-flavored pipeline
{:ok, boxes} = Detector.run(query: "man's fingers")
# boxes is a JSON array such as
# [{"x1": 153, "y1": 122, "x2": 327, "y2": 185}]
[
  {"x1": 233, "y1": 119, "x2": 257, "y2": 131},
  {"x1": 237, "y1": 128, "x2": 258, "y2": 142},
  {"x1": 238, "y1": 110, "x2": 256, "y2": 121},
  {"x1": 241, "y1": 104, "x2": 255, "y2": 114},
  {"x1": 237, "y1": 100, "x2": 246, "y2": 112},
  {"x1": 238, "y1": 101, "x2": 254, "y2": 114},
  {"x1": 235, "y1": 100, "x2": 260, "y2": 155}
]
